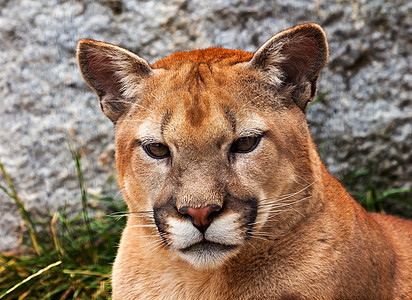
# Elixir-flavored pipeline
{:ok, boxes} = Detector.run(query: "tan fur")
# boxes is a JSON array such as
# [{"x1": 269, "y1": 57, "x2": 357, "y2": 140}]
[{"x1": 77, "y1": 23, "x2": 412, "y2": 299}]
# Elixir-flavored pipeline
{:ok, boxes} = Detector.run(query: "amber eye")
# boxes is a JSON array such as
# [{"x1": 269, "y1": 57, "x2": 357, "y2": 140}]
[
  {"x1": 230, "y1": 136, "x2": 262, "y2": 153},
  {"x1": 143, "y1": 143, "x2": 170, "y2": 159}
]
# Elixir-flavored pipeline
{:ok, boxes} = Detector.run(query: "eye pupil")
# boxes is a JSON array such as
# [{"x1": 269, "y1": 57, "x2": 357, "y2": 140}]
[
  {"x1": 231, "y1": 136, "x2": 261, "y2": 153},
  {"x1": 143, "y1": 143, "x2": 170, "y2": 159}
]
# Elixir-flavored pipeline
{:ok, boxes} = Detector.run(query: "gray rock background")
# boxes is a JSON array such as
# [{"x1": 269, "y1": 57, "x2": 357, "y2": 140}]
[{"x1": 0, "y1": 0, "x2": 410, "y2": 251}]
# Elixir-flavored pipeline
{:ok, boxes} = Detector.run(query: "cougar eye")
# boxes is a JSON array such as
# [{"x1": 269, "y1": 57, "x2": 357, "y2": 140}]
[
  {"x1": 230, "y1": 136, "x2": 262, "y2": 153},
  {"x1": 143, "y1": 143, "x2": 170, "y2": 159}
]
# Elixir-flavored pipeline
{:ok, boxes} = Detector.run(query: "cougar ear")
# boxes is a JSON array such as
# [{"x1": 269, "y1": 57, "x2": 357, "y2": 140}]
[
  {"x1": 77, "y1": 39, "x2": 153, "y2": 122},
  {"x1": 249, "y1": 23, "x2": 328, "y2": 110}
]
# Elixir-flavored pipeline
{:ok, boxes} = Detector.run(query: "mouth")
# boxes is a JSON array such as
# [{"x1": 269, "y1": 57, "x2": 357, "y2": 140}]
[
  {"x1": 180, "y1": 240, "x2": 238, "y2": 254},
  {"x1": 177, "y1": 240, "x2": 239, "y2": 269}
]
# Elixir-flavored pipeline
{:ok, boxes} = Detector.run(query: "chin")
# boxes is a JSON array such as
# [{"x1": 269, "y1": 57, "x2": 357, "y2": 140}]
[{"x1": 177, "y1": 241, "x2": 240, "y2": 270}]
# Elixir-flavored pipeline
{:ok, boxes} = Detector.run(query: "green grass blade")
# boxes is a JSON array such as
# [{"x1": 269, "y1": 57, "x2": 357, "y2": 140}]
[
  {"x1": 68, "y1": 142, "x2": 97, "y2": 264},
  {"x1": 0, "y1": 162, "x2": 43, "y2": 255}
]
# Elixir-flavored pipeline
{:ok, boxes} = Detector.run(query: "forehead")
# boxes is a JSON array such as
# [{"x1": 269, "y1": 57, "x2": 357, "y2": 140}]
[
  {"x1": 128, "y1": 48, "x2": 270, "y2": 144},
  {"x1": 138, "y1": 85, "x2": 251, "y2": 147}
]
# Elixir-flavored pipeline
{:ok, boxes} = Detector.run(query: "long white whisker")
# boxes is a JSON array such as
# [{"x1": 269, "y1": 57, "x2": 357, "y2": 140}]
[
  {"x1": 145, "y1": 242, "x2": 167, "y2": 256},
  {"x1": 267, "y1": 196, "x2": 312, "y2": 209},
  {"x1": 250, "y1": 219, "x2": 273, "y2": 225},
  {"x1": 233, "y1": 82, "x2": 255, "y2": 104},
  {"x1": 151, "y1": 92, "x2": 161, "y2": 104},
  {"x1": 116, "y1": 210, "x2": 154, "y2": 215},
  {"x1": 111, "y1": 212, "x2": 154, "y2": 218},
  {"x1": 113, "y1": 189, "x2": 124, "y2": 201},
  {"x1": 259, "y1": 180, "x2": 318, "y2": 206},
  {"x1": 129, "y1": 225, "x2": 157, "y2": 228},
  {"x1": 294, "y1": 174, "x2": 311, "y2": 185},
  {"x1": 127, "y1": 214, "x2": 155, "y2": 218},
  {"x1": 236, "y1": 93, "x2": 265, "y2": 113},
  {"x1": 265, "y1": 211, "x2": 291, "y2": 221}
]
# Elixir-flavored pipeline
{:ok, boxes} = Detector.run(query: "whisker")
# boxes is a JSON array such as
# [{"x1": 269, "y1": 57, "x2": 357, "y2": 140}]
[
  {"x1": 128, "y1": 225, "x2": 157, "y2": 229},
  {"x1": 117, "y1": 210, "x2": 154, "y2": 215},
  {"x1": 233, "y1": 82, "x2": 256, "y2": 104},
  {"x1": 113, "y1": 189, "x2": 124, "y2": 201},
  {"x1": 294, "y1": 174, "x2": 312, "y2": 185},
  {"x1": 253, "y1": 195, "x2": 312, "y2": 226},
  {"x1": 264, "y1": 196, "x2": 312, "y2": 209},
  {"x1": 110, "y1": 211, "x2": 155, "y2": 223},
  {"x1": 110, "y1": 211, "x2": 153, "y2": 217},
  {"x1": 145, "y1": 242, "x2": 167, "y2": 256},
  {"x1": 258, "y1": 200, "x2": 311, "y2": 221},
  {"x1": 127, "y1": 214, "x2": 155, "y2": 218},
  {"x1": 236, "y1": 93, "x2": 265, "y2": 114},
  {"x1": 249, "y1": 219, "x2": 273, "y2": 225},
  {"x1": 265, "y1": 211, "x2": 290, "y2": 221},
  {"x1": 151, "y1": 92, "x2": 161, "y2": 104},
  {"x1": 258, "y1": 180, "x2": 318, "y2": 206}
]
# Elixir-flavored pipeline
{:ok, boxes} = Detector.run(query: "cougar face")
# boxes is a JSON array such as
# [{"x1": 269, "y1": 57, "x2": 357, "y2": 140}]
[{"x1": 115, "y1": 73, "x2": 272, "y2": 268}]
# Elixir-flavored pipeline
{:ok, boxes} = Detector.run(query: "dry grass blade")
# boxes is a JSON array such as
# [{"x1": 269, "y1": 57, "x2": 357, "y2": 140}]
[{"x1": 0, "y1": 261, "x2": 62, "y2": 299}]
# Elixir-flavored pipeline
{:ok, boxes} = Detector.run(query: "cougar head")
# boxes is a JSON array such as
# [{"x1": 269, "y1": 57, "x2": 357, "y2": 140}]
[{"x1": 77, "y1": 23, "x2": 328, "y2": 269}]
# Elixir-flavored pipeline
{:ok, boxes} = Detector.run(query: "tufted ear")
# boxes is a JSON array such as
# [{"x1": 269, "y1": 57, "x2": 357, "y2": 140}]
[
  {"x1": 249, "y1": 23, "x2": 328, "y2": 110},
  {"x1": 77, "y1": 39, "x2": 153, "y2": 122}
]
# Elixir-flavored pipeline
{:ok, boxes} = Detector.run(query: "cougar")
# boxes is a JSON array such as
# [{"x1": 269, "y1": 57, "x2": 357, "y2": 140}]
[{"x1": 77, "y1": 23, "x2": 412, "y2": 299}]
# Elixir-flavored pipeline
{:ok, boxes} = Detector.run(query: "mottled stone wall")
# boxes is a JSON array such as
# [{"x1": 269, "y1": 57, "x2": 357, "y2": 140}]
[{"x1": 0, "y1": 0, "x2": 410, "y2": 251}]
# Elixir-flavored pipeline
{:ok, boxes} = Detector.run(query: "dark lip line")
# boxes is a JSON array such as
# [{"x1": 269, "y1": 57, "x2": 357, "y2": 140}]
[{"x1": 180, "y1": 240, "x2": 238, "y2": 253}]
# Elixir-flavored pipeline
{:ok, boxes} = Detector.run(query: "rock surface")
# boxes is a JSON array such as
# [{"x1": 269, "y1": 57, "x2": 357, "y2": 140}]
[{"x1": 0, "y1": 0, "x2": 410, "y2": 251}]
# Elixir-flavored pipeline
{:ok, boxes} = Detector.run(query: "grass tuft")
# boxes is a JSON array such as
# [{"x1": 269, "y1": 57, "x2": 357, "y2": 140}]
[
  {"x1": 342, "y1": 162, "x2": 412, "y2": 218},
  {"x1": 0, "y1": 148, "x2": 126, "y2": 299}
]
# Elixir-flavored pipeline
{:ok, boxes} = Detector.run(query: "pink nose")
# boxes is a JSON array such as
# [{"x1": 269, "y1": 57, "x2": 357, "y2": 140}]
[{"x1": 179, "y1": 204, "x2": 221, "y2": 233}]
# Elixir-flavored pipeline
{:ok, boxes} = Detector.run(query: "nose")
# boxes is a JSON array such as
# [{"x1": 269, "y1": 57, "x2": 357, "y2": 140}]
[{"x1": 179, "y1": 204, "x2": 221, "y2": 233}]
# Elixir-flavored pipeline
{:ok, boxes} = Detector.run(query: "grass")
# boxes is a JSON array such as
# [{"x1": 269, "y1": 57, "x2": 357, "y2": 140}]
[
  {"x1": 0, "y1": 147, "x2": 126, "y2": 299},
  {"x1": 0, "y1": 141, "x2": 410, "y2": 298},
  {"x1": 342, "y1": 162, "x2": 412, "y2": 218}
]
